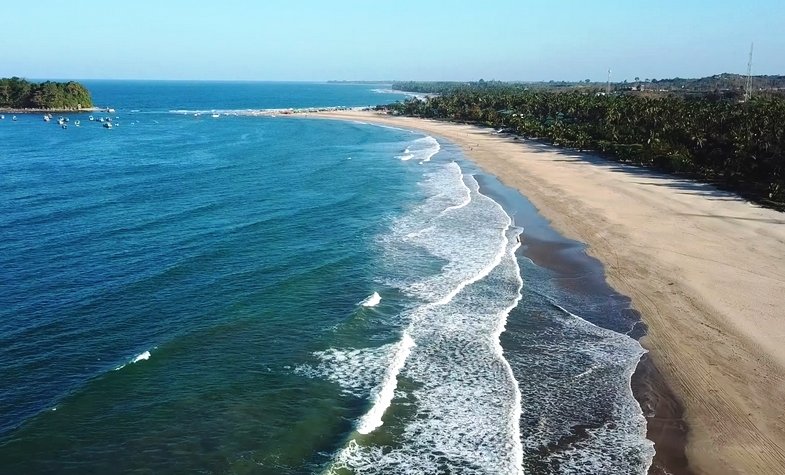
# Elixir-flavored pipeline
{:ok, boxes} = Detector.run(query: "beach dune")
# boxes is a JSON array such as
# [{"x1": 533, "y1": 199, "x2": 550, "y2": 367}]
[{"x1": 312, "y1": 110, "x2": 785, "y2": 475}]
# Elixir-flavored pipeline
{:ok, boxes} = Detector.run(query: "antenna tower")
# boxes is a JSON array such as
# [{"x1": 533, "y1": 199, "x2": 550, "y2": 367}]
[
  {"x1": 744, "y1": 43, "x2": 754, "y2": 101},
  {"x1": 606, "y1": 69, "x2": 612, "y2": 95}
]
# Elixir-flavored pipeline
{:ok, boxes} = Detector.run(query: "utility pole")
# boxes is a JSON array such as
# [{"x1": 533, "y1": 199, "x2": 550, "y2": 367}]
[
  {"x1": 606, "y1": 69, "x2": 612, "y2": 95},
  {"x1": 744, "y1": 43, "x2": 754, "y2": 102}
]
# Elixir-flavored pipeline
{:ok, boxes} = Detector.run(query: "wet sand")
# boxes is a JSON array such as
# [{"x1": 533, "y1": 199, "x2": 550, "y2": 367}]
[{"x1": 306, "y1": 110, "x2": 785, "y2": 475}]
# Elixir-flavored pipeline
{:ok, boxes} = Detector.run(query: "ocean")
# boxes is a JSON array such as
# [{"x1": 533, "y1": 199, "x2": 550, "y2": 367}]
[{"x1": 0, "y1": 82, "x2": 654, "y2": 473}]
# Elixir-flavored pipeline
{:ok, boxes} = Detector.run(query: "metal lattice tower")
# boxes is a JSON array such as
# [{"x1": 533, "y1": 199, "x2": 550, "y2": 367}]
[
  {"x1": 606, "y1": 69, "x2": 612, "y2": 95},
  {"x1": 744, "y1": 43, "x2": 754, "y2": 102}
]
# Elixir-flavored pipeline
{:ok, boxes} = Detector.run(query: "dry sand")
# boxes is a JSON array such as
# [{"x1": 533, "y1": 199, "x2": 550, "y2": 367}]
[{"x1": 308, "y1": 110, "x2": 785, "y2": 475}]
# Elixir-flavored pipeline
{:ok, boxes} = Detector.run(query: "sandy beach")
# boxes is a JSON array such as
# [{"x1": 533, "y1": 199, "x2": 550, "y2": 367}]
[{"x1": 309, "y1": 110, "x2": 785, "y2": 475}]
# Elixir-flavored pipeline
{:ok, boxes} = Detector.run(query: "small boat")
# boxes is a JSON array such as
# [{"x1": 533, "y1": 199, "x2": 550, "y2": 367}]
[
  {"x1": 12, "y1": 116, "x2": 17, "y2": 121},
  {"x1": 89, "y1": 115, "x2": 94, "y2": 121},
  {"x1": 99, "y1": 117, "x2": 105, "y2": 122},
  {"x1": 74, "y1": 120, "x2": 81, "y2": 127},
  {"x1": 211, "y1": 113, "x2": 220, "y2": 118},
  {"x1": 107, "y1": 108, "x2": 115, "y2": 113},
  {"x1": 0, "y1": 115, "x2": 5, "y2": 120},
  {"x1": 61, "y1": 124, "x2": 68, "y2": 129},
  {"x1": 103, "y1": 122, "x2": 112, "y2": 129},
  {"x1": 44, "y1": 115, "x2": 51, "y2": 122}
]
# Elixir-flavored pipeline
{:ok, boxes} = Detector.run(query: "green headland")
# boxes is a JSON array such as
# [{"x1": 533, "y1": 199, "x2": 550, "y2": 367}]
[{"x1": 0, "y1": 77, "x2": 93, "y2": 111}]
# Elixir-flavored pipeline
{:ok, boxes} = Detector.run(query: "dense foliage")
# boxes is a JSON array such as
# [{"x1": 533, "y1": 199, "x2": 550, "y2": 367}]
[
  {"x1": 393, "y1": 74, "x2": 785, "y2": 97},
  {"x1": 384, "y1": 86, "x2": 785, "y2": 208},
  {"x1": 0, "y1": 77, "x2": 93, "y2": 109},
  {"x1": 394, "y1": 79, "x2": 579, "y2": 94}
]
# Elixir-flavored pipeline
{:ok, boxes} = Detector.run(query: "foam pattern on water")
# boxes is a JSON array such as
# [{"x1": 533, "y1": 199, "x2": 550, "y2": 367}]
[
  {"x1": 294, "y1": 344, "x2": 396, "y2": 398},
  {"x1": 324, "y1": 156, "x2": 526, "y2": 474},
  {"x1": 394, "y1": 136, "x2": 440, "y2": 163},
  {"x1": 508, "y1": 261, "x2": 654, "y2": 474},
  {"x1": 298, "y1": 140, "x2": 653, "y2": 474}
]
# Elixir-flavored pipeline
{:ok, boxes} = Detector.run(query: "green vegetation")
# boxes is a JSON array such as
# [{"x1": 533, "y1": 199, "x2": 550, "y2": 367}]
[
  {"x1": 383, "y1": 83, "x2": 785, "y2": 208},
  {"x1": 393, "y1": 73, "x2": 785, "y2": 98},
  {"x1": 0, "y1": 77, "x2": 93, "y2": 110}
]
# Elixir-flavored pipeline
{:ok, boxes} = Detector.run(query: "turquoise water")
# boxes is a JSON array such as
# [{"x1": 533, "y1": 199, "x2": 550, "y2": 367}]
[{"x1": 0, "y1": 83, "x2": 653, "y2": 473}]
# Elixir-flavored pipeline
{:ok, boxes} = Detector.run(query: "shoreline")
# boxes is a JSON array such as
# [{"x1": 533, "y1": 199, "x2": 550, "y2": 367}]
[
  {"x1": 474, "y1": 169, "x2": 689, "y2": 474},
  {"x1": 303, "y1": 110, "x2": 785, "y2": 474}
]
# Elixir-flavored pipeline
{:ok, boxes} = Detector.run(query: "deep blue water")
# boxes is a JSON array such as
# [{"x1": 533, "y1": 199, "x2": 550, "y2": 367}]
[
  {"x1": 0, "y1": 82, "x2": 653, "y2": 474},
  {"x1": 82, "y1": 80, "x2": 406, "y2": 112}
]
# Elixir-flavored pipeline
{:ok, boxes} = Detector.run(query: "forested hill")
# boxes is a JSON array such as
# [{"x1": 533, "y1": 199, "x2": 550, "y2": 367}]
[{"x1": 0, "y1": 77, "x2": 93, "y2": 110}]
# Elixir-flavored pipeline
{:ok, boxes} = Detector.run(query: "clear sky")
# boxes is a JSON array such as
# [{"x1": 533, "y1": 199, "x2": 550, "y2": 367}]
[{"x1": 1, "y1": 0, "x2": 783, "y2": 82}]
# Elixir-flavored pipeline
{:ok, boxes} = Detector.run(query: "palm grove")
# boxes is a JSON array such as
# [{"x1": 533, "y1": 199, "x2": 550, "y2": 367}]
[{"x1": 386, "y1": 82, "x2": 785, "y2": 208}]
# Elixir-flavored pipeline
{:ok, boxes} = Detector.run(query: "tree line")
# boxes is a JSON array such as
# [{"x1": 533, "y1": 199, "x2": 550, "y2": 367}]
[
  {"x1": 0, "y1": 77, "x2": 93, "y2": 110},
  {"x1": 384, "y1": 83, "x2": 785, "y2": 209}
]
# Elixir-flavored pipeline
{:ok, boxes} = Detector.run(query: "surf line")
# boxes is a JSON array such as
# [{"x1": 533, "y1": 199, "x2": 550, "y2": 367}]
[
  {"x1": 493, "y1": 229, "x2": 525, "y2": 473},
  {"x1": 352, "y1": 188, "x2": 517, "y2": 437},
  {"x1": 355, "y1": 332, "x2": 415, "y2": 434}
]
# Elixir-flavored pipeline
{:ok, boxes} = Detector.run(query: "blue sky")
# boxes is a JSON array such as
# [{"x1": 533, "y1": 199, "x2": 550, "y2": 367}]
[{"x1": 1, "y1": 0, "x2": 782, "y2": 81}]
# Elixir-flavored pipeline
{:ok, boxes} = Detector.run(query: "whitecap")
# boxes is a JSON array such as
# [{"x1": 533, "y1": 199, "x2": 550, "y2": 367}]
[
  {"x1": 356, "y1": 333, "x2": 415, "y2": 434},
  {"x1": 114, "y1": 349, "x2": 153, "y2": 371},
  {"x1": 359, "y1": 292, "x2": 381, "y2": 307},
  {"x1": 132, "y1": 350, "x2": 151, "y2": 363}
]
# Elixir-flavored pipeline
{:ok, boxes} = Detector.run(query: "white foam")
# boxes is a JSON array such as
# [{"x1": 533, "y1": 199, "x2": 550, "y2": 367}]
[
  {"x1": 553, "y1": 306, "x2": 654, "y2": 474},
  {"x1": 503, "y1": 266, "x2": 654, "y2": 474},
  {"x1": 132, "y1": 350, "x2": 151, "y2": 363},
  {"x1": 442, "y1": 171, "x2": 472, "y2": 213},
  {"x1": 393, "y1": 136, "x2": 441, "y2": 163},
  {"x1": 295, "y1": 344, "x2": 395, "y2": 397},
  {"x1": 356, "y1": 332, "x2": 415, "y2": 434},
  {"x1": 325, "y1": 161, "x2": 526, "y2": 474},
  {"x1": 169, "y1": 106, "x2": 366, "y2": 117},
  {"x1": 359, "y1": 292, "x2": 382, "y2": 307},
  {"x1": 432, "y1": 213, "x2": 508, "y2": 306},
  {"x1": 416, "y1": 136, "x2": 441, "y2": 163},
  {"x1": 114, "y1": 349, "x2": 153, "y2": 371},
  {"x1": 396, "y1": 171, "x2": 511, "y2": 305},
  {"x1": 349, "y1": 120, "x2": 412, "y2": 133},
  {"x1": 370, "y1": 88, "x2": 429, "y2": 100},
  {"x1": 330, "y1": 225, "x2": 525, "y2": 473},
  {"x1": 491, "y1": 234, "x2": 525, "y2": 472}
]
